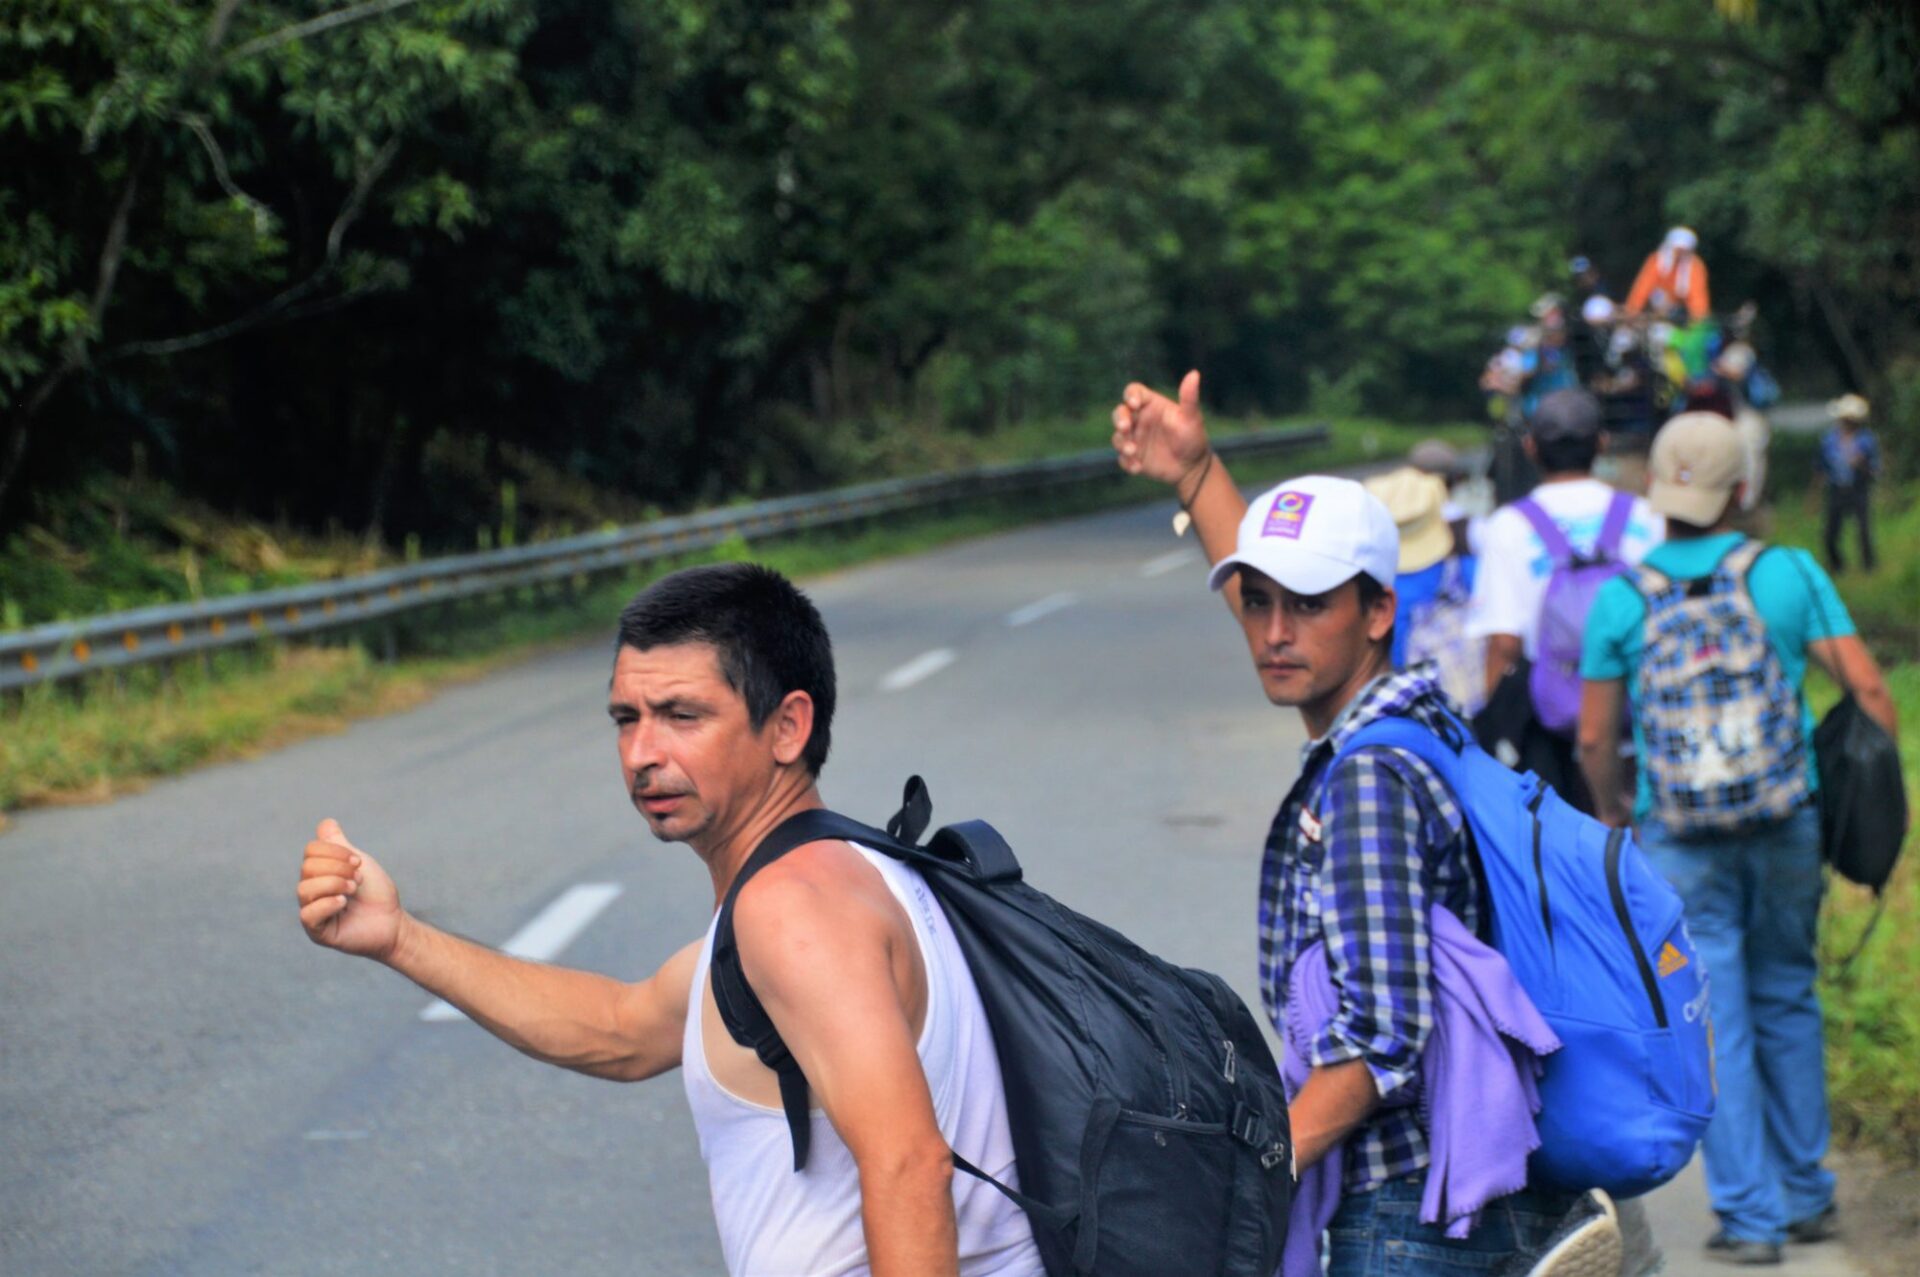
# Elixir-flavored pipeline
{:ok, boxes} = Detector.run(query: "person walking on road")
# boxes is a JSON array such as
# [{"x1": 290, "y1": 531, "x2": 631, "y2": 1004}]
[
  {"x1": 1365, "y1": 465, "x2": 1486, "y2": 718},
  {"x1": 1576, "y1": 413, "x2": 1899, "y2": 1265},
  {"x1": 295, "y1": 564, "x2": 1043, "y2": 1277},
  {"x1": 1110, "y1": 373, "x2": 1616, "y2": 1277},
  {"x1": 1625, "y1": 226, "x2": 1712, "y2": 323},
  {"x1": 1467, "y1": 389, "x2": 1663, "y2": 813},
  {"x1": 1820, "y1": 394, "x2": 1881, "y2": 573}
]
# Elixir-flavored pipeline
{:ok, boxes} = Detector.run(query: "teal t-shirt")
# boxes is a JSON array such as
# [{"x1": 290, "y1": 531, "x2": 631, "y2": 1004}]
[{"x1": 1580, "y1": 532, "x2": 1855, "y2": 820}]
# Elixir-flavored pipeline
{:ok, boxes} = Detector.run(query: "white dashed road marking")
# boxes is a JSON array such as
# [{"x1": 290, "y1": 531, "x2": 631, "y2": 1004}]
[
  {"x1": 1141, "y1": 549, "x2": 1197, "y2": 577},
  {"x1": 421, "y1": 882, "x2": 625, "y2": 1022},
  {"x1": 878, "y1": 648, "x2": 957, "y2": 692},
  {"x1": 1005, "y1": 592, "x2": 1078, "y2": 628}
]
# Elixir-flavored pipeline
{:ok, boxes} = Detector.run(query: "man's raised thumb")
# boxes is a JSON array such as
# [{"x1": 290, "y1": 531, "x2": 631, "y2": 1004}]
[
  {"x1": 1179, "y1": 369, "x2": 1202, "y2": 411},
  {"x1": 317, "y1": 817, "x2": 358, "y2": 851}
]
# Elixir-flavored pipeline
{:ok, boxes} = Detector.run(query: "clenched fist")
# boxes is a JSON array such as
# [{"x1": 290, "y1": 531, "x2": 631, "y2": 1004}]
[{"x1": 297, "y1": 819, "x2": 403, "y2": 962}]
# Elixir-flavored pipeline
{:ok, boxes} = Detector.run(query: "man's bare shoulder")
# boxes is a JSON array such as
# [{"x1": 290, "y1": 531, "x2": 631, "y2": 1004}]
[{"x1": 734, "y1": 839, "x2": 905, "y2": 952}]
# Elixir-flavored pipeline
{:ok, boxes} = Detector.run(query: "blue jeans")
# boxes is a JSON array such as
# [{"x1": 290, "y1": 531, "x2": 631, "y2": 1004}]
[
  {"x1": 1325, "y1": 1173, "x2": 1575, "y2": 1276},
  {"x1": 1640, "y1": 804, "x2": 1835, "y2": 1244}
]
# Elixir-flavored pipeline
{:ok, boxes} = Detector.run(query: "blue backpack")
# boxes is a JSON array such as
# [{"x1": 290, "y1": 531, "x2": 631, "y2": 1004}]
[{"x1": 1328, "y1": 714, "x2": 1713, "y2": 1197}]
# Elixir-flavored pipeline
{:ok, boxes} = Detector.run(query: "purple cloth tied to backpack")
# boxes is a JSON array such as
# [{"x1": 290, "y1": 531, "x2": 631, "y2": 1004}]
[
  {"x1": 1515, "y1": 491, "x2": 1634, "y2": 734},
  {"x1": 1279, "y1": 905, "x2": 1558, "y2": 1277}
]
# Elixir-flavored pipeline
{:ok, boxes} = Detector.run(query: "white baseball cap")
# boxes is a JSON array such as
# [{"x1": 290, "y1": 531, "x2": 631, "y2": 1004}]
[
  {"x1": 1208, "y1": 475, "x2": 1400, "y2": 595},
  {"x1": 1664, "y1": 226, "x2": 1698, "y2": 252}
]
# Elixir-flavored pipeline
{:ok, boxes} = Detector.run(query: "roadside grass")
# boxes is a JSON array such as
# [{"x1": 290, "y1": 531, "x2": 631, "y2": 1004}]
[
  {"x1": 0, "y1": 418, "x2": 1479, "y2": 824},
  {"x1": 1764, "y1": 458, "x2": 1920, "y2": 1163}
]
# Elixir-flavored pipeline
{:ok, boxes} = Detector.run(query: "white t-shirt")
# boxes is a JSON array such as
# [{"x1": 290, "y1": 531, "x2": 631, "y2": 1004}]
[{"x1": 1467, "y1": 478, "x2": 1664, "y2": 657}]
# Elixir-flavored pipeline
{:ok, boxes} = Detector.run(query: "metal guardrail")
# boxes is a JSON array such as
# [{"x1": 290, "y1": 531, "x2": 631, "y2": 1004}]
[{"x1": 0, "y1": 425, "x2": 1328, "y2": 690}]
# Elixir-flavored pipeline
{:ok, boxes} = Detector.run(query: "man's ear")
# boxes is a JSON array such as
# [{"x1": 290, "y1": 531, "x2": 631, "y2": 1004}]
[
  {"x1": 767, "y1": 690, "x2": 815, "y2": 768},
  {"x1": 1366, "y1": 583, "x2": 1397, "y2": 645}
]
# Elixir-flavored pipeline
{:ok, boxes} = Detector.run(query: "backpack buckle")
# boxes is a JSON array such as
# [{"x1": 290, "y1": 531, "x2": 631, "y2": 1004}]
[{"x1": 1230, "y1": 1102, "x2": 1266, "y2": 1148}]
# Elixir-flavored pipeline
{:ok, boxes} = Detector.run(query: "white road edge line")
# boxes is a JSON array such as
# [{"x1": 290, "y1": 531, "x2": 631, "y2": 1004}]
[
  {"x1": 1005, "y1": 592, "x2": 1078, "y2": 628},
  {"x1": 879, "y1": 648, "x2": 957, "y2": 693},
  {"x1": 1141, "y1": 549, "x2": 1197, "y2": 577},
  {"x1": 421, "y1": 882, "x2": 625, "y2": 1022}
]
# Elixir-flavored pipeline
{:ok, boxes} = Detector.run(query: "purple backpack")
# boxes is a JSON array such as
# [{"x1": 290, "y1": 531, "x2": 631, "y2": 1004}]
[{"x1": 1516, "y1": 491, "x2": 1635, "y2": 734}]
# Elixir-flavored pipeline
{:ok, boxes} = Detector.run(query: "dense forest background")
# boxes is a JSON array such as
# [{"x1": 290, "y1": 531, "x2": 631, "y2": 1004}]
[{"x1": 3, "y1": 0, "x2": 1915, "y2": 550}]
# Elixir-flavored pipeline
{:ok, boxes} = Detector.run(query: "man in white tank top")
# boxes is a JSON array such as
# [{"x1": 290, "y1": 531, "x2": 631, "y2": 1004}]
[{"x1": 296, "y1": 564, "x2": 1041, "y2": 1277}]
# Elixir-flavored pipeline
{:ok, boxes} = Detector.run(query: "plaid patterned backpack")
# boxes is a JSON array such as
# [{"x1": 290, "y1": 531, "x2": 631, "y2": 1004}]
[{"x1": 1632, "y1": 540, "x2": 1808, "y2": 833}]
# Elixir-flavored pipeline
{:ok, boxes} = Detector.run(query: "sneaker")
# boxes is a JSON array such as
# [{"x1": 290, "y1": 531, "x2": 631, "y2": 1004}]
[
  {"x1": 1704, "y1": 1231, "x2": 1783, "y2": 1266},
  {"x1": 1786, "y1": 1205, "x2": 1839, "y2": 1244},
  {"x1": 1492, "y1": 1188, "x2": 1623, "y2": 1277}
]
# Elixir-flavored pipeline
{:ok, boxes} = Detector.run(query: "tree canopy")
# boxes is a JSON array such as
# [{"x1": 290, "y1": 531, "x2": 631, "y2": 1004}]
[{"x1": 3, "y1": 0, "x2": 1914, "y2": 543}]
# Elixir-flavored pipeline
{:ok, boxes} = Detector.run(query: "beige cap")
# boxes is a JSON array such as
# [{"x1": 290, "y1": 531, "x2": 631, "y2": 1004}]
[
  {"x1": 1829, "y1": 393, "x2": 1871, "y2": 422},
  {"x1": 1364, "y1": 467, "x2": 1453, "y2": 574},
  {"x1": 1649, "y1": 413, "x2": 1744, "y2": 525}
]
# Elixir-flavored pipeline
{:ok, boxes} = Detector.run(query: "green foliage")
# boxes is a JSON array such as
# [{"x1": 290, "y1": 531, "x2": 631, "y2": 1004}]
[{"x1": 2, "y1": 0, "x2": 1914, "y2": 551}]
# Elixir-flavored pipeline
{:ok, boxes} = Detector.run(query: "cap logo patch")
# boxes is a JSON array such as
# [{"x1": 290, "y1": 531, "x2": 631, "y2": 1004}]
[
  {"x1": 1262, "y1": 491, "x2": 1315, "y2": 540},
  {"x1": 1676, "y1": 465, "x2": 1693, "y2": 484}
]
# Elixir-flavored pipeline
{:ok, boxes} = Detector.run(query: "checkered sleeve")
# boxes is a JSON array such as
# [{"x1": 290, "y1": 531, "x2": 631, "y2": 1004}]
[{"x1": 1306, "y1": 749, "x2": 1436, "y2": 1101}]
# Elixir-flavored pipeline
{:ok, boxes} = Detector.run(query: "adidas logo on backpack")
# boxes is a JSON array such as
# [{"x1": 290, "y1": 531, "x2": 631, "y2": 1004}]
[{"x1": 1632, "y1": 540, "x2": 1808, "y2": 834}]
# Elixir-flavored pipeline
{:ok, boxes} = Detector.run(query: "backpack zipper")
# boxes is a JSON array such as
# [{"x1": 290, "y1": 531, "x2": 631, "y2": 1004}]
[{"x1": 1603, "y1": 828, "x2": 1667, "y2": 1028}]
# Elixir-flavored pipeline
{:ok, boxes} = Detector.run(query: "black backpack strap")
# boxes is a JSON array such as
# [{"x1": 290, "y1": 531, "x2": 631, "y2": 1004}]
[{"x1": 710, "y1": 804, "x2": 909, "y2": 1170}]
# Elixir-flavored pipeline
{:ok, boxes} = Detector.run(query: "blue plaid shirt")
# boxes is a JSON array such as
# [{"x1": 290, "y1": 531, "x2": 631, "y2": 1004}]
[{"x1": 1258, "y1": 670, "x2": 1481, "y2": 1192}]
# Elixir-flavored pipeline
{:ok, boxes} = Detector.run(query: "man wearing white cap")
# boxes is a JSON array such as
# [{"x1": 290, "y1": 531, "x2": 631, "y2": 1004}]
[
  {"x1": 1625, "y1": 226, "x2": 1712, "y2": 322},
  {"x1": 1110, "y1": 374, "x2": 1600, "y2": 1277},
  {"x1": 1577, "y1": 412, "x2": 1898, "y2": 1264},
  {"x1": 1819, "y1": 394, "x2": 1879, "y2": 571}
]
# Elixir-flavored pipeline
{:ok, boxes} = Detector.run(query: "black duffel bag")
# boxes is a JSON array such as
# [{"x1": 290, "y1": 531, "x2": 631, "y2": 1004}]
[
  {"x1": 1813, "y1": 694, "x2": 1906, "y2": 893},
  {"x1": 1790, "y1": 552, "x2": 1908, "y2": 897}
]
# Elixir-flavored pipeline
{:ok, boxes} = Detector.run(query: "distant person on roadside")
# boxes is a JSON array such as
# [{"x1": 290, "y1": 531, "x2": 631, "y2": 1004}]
[
  {"x1": 1409, "y1": 437, "x2": 1483, "y2": 557},
  {"x1": 1569, "y1": 292, "x2": 1613, "y2": 388},
  {"x1": 1713, "y1": 342, "x2": 1772, "y2": 524},
  {"x1": 1110, "y1": 372, "x2": 1614, "y2": 1277},
  {"x1": 1467, "y1": 389, "x2": 1662, "y2": 812},
  {"x1": 1576, "y1": 413, "x2": 1898, "y2": 1265},
  {"x1": 1624, "y1": 226, "x2": 1711, "y2": 323},
  {"x1": 1522, "y1": 298, "x2": 1580, "y2": 419},
  {"x1": 295, "y1": 564, "x2": 1042, "y2": 1277},
  {"x1": 1820, "y1": 394, "x2": 1880, "y2": 573},
  {"x1": 1366, "y1": 466, "x2": 1486, "y2": 717},
  {"x1": 1568, "y1": 255, "x2": 1607, "y2": 308}
]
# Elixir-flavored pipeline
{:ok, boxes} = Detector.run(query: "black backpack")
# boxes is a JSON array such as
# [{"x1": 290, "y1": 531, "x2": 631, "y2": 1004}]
[{"x1": 710, "y1": 779, "x2": 1294, "y2": 1277}]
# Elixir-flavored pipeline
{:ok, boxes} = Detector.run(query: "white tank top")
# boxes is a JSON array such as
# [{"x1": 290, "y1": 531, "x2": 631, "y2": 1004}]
[{"x1": 682, "y1": 844, "x2": 1044, "y2": 1277}]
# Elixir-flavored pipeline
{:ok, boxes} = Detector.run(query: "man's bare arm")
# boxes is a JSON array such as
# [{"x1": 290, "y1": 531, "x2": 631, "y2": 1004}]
[
  {"x1": 1112, "y1": 371, "x2": 1252, "y2": 616},
  {"x1": 1288, "y1": 1059, "x2": 1379, "y2": 1172},
  {"x1": 737, "y1": 845, "x2": 959, "y2": 1277},
  {"x1": 1809, "y1": 634, "x2": 1899, "y2": 740},
  {"x1": 389, "y1": 920, "x2": 699, "y2": 1081},
  {"x1": 1577, "y1": 678, "x2": 1630, "y2": 828},
  {"x1": 297, "y1": 822, "x2": 695, "y2": 1082}
]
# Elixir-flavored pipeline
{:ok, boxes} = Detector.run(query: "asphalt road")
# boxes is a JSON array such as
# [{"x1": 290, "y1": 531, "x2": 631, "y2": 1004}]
[{"x1": 0, "y1": 491, "x2": 1867, "y2": 1276}]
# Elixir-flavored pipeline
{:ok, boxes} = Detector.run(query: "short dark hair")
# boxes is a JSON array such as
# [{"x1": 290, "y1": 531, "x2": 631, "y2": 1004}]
[
  {"x1": 616, "y1": 564, "x2": 836, "y2": 775},
  {"x1": 1535, "y1": 433, "x2": 1599, "y2": 475}
]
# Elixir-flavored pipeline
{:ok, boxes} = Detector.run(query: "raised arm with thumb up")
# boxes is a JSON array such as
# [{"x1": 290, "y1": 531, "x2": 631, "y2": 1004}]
[
  {"x1": 296, "y1": 818, "x2": 404, "y2": 961},
  {"x1": 1111, "y1": 369, "x2": 1212, "y2": 487}
]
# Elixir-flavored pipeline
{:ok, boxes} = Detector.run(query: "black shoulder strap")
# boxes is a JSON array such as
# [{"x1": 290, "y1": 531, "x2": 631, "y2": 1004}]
[
  {"x1": 709, "y1": 776, "x2": 988, "y2": 1172},
  {"x1": 710, "y1": 805, "x2": 903, "y2": 1171}
]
